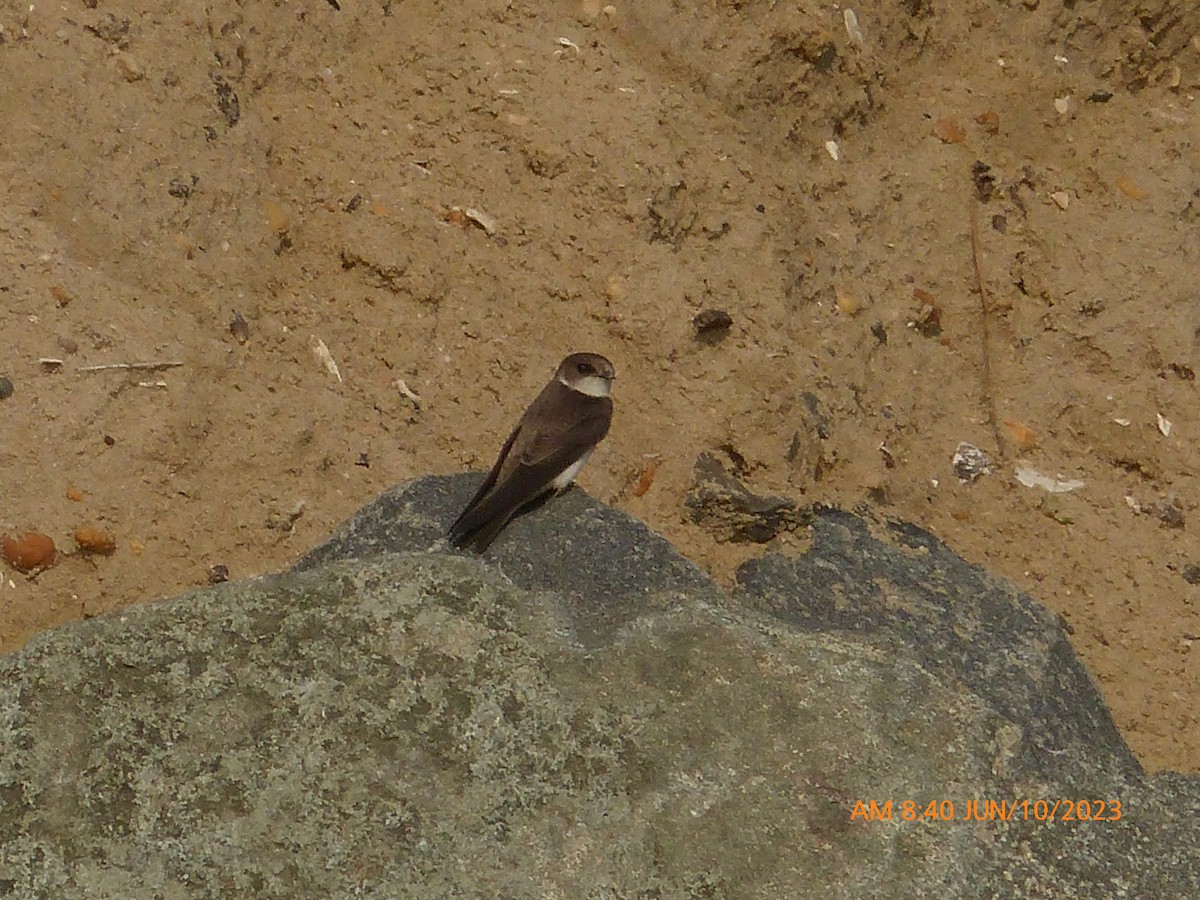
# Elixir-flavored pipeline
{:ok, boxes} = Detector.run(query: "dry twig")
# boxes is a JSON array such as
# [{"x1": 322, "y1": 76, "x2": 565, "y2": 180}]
[
  {"x1": 78, "y1": 361, "x2": 183, "y2": 372},
  {"x1": 970, "y1": 201, "x2": 1004, "y2": 460}
]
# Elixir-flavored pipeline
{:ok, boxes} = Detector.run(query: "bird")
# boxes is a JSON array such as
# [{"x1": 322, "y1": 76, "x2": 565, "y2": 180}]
[{"x1": 447, "y1": 352, "x2": 615, "y2": 552}]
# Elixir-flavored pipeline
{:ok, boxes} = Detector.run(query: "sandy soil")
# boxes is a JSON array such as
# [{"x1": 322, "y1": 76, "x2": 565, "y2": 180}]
[{"x1": 1, "y1": 0, "x2": 1197, "y2": 773}]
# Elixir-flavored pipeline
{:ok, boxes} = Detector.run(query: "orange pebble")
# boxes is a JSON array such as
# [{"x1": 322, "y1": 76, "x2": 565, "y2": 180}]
[
  {"x1": 1003, "y1": 419, "x2": 1038, "y2": 451},
  {"x1": 932, "y1": 117, "x2": 966, "y2": 144},
  {"x1": 1115, "y1": 175, "x2": 1147, "y2": 201},
  {"x1": 632, "y1": 459, "x2": 659, "y2": 497},
  {"x1": 75, "y1": 526, "x2": 117, "y2": 555},
  {"x1": 975, "y1": 111, "x2": 1000, "y2": 134},
  {"x1": 66, "y1": 486, "x2": 86, "y2": 502},
  {"x1": 2, "y1": 532, "x2": 57, "y2": 572}
]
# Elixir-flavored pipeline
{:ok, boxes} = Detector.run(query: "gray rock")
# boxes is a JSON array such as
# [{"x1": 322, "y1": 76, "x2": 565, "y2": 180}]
[
  {"x1": 0, "y1": 477, "x2": 1196, "y2": 898},
  {"x1": 736, "y1": 506, "x2": 1141, "y2": 783},
  {"x1": 685, "y1": 452, "x2": 809, "y2": 543},
  {"x1": 295, "y1": 473, "x2": 718, "y2": 647}
]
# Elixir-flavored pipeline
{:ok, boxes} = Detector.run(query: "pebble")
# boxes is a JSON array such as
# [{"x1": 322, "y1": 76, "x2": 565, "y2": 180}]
[
  {"x1": 694, "y1": 308, "x2": 733, "y2": 335},
  {"x1": 2, "y1": 532, "x2": 57, "y2": 572},
  {"x1": 75, "y1": 526, "x2": 117, "y2": 555}
]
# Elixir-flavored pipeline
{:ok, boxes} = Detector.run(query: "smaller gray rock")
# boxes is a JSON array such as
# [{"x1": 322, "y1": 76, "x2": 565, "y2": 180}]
[
  {"x1": 692, "y1": 308, "x2": 733, "y2": 338},
  {"x1": 685, "y1": 451, "x2": 808, "y2": 542}
]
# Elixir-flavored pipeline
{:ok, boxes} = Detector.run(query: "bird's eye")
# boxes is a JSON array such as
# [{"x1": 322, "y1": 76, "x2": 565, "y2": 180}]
[{"x1": 577, "y1": 362, "x2": 593, "y2": 375}]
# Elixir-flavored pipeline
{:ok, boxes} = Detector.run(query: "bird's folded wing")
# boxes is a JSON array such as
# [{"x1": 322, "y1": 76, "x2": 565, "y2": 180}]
[{"x1": 448, "y1": 409, "x2": 609, "y2": 547}]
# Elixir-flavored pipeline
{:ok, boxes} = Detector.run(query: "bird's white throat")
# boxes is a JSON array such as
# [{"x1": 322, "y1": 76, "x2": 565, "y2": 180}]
[{"x1": 561, "y1": 374, "x2": 612, "y2": 398}]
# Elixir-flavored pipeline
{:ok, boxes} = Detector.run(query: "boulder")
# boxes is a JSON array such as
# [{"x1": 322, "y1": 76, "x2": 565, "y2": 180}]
[{"x1": 0, "y1": 477, "x2": 1196, "y2": 898}]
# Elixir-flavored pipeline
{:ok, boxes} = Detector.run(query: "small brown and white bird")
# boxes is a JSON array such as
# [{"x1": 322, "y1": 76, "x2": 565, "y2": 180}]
[{"x1": 447, "y1": 352, "x2": 615, "y2": 552}]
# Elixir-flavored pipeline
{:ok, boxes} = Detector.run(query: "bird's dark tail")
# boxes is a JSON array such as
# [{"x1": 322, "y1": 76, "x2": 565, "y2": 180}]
[
  {"x1": 447, "y1": 512, "x2": 516, "y2": 553},
  {"x1": 447, "y1": 486, "x2": 560, "y2": 552}
]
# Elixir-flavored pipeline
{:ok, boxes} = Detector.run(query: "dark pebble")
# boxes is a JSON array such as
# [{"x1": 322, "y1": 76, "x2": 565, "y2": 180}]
[
  {"x1": 694, "y1": 308, "x2": 733, "y2": 335},
  {"x1": 229, "y1": 311, "x2": 251, "y2": 344},
  {"x1": 0, "y1": 376, "x2": 12, "y2": 400}
]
